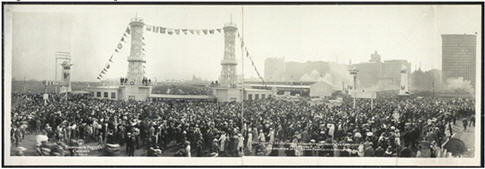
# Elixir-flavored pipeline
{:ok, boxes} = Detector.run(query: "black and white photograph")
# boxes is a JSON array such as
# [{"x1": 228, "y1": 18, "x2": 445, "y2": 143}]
[{"x1": 2, "y1": 2, "x2": 483, "y2": 167}]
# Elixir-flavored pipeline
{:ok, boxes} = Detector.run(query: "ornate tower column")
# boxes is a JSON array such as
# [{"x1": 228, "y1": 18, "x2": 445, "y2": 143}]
[
  {"x1": 399, "y1": 65, "x2": 409, "y2": 95},
  {"x1": 126, "y1": 17, "x2": 146, "y2": 85},
  {"x1": 61, "y1": 61, "x2": 73, "y2": 92},
  {"x1": 219, "y1": 23, "x2": 238, "y2": 88}
]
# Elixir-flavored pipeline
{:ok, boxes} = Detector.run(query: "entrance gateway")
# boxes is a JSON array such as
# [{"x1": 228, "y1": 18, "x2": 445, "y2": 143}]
[{"x1": 92, "y1": 17, "x2": 270, "y2": 102}]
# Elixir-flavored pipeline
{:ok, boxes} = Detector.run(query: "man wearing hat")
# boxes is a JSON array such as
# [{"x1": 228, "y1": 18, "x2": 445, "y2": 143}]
[{"x1": 126, "y1": 132, "x2": 136, "y2": 156}]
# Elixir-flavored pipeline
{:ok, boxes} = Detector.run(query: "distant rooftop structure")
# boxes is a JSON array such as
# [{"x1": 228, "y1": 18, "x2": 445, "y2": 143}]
[{"x1": 369, "y1": 50, "x2": 381, "y2": 63}]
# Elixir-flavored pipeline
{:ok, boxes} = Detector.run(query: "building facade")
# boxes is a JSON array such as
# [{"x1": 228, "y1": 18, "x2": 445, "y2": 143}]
[
  {"x1": 264, "y1": 57, "x2": 286, "y2": 82},
  {"x1": 441, "y1": 34, "x2": 476, "y2": 86},
  {"x1": 353, "y1": 52, "x2": 411, "y2": 91}
]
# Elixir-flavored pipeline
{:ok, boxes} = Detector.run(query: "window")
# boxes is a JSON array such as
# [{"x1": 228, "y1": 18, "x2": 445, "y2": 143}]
[
  {"x1": 261, "y1": 94, "x2": 265, "y2": 99},
  {"x1": 111, "y1": 92, "x2": 116, "y2": 99},
  {"x1": 96, "y1": 92, "x2": 101, "y2": 97},
  {"x1": 255, "y1": 94, "x2": 259, "y2": 100},
  {"x1": 104, "y1": 92, "x2": 109, "y2": 98},
  {"x1": 248, "y1": 94, "x2": 252, "y2": 100}
]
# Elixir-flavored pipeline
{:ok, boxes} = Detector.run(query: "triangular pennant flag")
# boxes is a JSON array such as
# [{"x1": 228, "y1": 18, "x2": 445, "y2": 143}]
[
  {"x1": 97, "y1": 77, "x2": 101, "y2": 80},
  {"x1": 146, "y1": 25, "x2": 151, "y2": 31},
  {"x1": 237, "y1": 32, "x2": 240, "y2": 38},
  {"x1": 123, "y1": 33, "x2": 127, "y2": 38},
  {"x1": 241, "y1": 40, "x2": 244, "y2": 48},
  {"x1": 121, "y1": 37, "x2": 125, "y2": 43},
  {"x1": 115, "y1": 49, "x2": 119, "y2": 53},
  {"x1": 202, "y1": 29, "x2": 208, "y2": 35},
  {"x1": 168, "y1": 29, "x2": 173, "y2": 35},
  {"x1": 160, "y1": 27, "x2": 166, "y2": 34},
  {"x1": 196, "y1": 30, "x2": 201, "y2": 35},
  {"x1": 117, "y1": 43, "x2": 123, "y2": 50},
  {"x1": 125, "y1": 27, "x2": 130, "y2": 34},
  {"x1": 154, "y1": 26, "x2": 159, "y2": 33},
  {"x1": 175, "y1": 29, "x2": 180, "y2": 35},
  {"x1": 216, "y1": 29, "x2": 222, "y2": 33},
  {"x1": 189, "y1": 30, "x2": 194, "y2": 34},
  {"x1": 142, "y1": 36, "x2": 145, "y2": 40},
  {"x1": 182, "y1": 29, "x2": 188, "y2": 35},
  {"x1": 209, "y1": 29, "x2": 215, "y2": 34},
  {"x1": 142, "y1": 42, "x2": 146, "y2": 46},
  {"x1": 106, "y1": 64, "x2": 110, "y2": 69},
  {"x1": 109, "y1": 58, "x2": 113, "y2": 62}
]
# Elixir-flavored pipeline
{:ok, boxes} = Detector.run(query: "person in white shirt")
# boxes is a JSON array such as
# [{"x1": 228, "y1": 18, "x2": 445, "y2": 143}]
[
  {"x1": 185, "y1": 141, "x2": 191, "y2": 157},
  {"x1": 247, "y1": 128, "x2": 253, "y2": 153},
  {"x1": 219, "y1": 132, "x2": 226, "y2": 156}
]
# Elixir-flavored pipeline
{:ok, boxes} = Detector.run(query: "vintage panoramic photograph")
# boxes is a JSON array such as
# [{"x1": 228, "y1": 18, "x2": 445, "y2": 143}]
[{"x1": 2, "y1": 3, "x2": 482, "y2": 166}]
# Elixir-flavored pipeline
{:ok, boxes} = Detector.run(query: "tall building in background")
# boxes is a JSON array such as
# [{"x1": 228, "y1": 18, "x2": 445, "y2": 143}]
[
  {"x1": 354, "y1": 51, "x2": 382, "y2": 89},
  {"x1": 354, "y1": 51, "x2": 411, "y2": 91},
  {"x1": 264, "y1": 57, "x2": 285, "y2": 81},
  {"x1": 441, "y1": 34, "x2": 476, "y2": 86},
  {"x1": 380, "y1": 60, "x2": 411, "y2": 90}
]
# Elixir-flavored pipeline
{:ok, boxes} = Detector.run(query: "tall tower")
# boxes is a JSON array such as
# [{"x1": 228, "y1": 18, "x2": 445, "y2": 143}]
[
  {"x1": 60, "y1": 60, "x2": 73, "y2": 93},
  {"x1": 126, "y1": 17, "x2": 146, "y2": 85},
  {"x1": 399, "y1": 65, "x2": 409, "y2": 95},
  {"x1": 219, "y1": 23, "x2": 238, "y2": 88}
]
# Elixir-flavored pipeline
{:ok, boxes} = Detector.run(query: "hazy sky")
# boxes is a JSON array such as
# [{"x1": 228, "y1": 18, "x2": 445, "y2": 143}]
[{"x1": 5, "y1": 4, "x2": 481, "y2": 82}]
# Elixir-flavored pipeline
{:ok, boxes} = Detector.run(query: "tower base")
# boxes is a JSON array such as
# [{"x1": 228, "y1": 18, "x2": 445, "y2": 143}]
[
  {"x1": 118, "y1": 85, "x2": 152, "y2": 101},
  {"x1": 212, "y1": 87, "x2": 242, "y2": 102},
  {"x1": 398, "y1": 90, "x2": 410, "y2": 96}
]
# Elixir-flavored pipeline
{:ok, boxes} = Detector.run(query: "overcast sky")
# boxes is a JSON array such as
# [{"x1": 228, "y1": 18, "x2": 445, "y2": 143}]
[{"x1": 5, "y1": 4, "x2": 481, "y2": 82}]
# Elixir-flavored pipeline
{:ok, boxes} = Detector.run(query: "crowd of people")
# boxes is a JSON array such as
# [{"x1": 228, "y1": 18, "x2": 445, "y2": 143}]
[
  {"x1": 10, "y1": 91, "x2": 475, "y2": 157},
  {"x1": 152, "y1": 85, "x2": 210, "y2": 95}
]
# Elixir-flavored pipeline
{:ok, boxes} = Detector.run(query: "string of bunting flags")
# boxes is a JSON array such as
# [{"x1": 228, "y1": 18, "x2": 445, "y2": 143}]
[
  {"x1": 97, "y1": 26, "x2": 132, "y2": 80},
  {"x1": 144, "y1": 25, "x2": 223, "y2": 35},
  {"x1": 236, "y1": 32, "x2": 266, "y2": 87}
]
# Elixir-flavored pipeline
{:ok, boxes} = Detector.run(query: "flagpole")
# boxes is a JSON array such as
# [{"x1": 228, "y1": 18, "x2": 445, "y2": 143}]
[
  {"x1": 240, "y1": 5, "x2": 245, "y2": 144},
  {"x1": 23, "y1": 76, "x2": 26, "y2": 93},
  {"x1": 55, "y1": 57, "x2": 57, "y2": 94}
]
